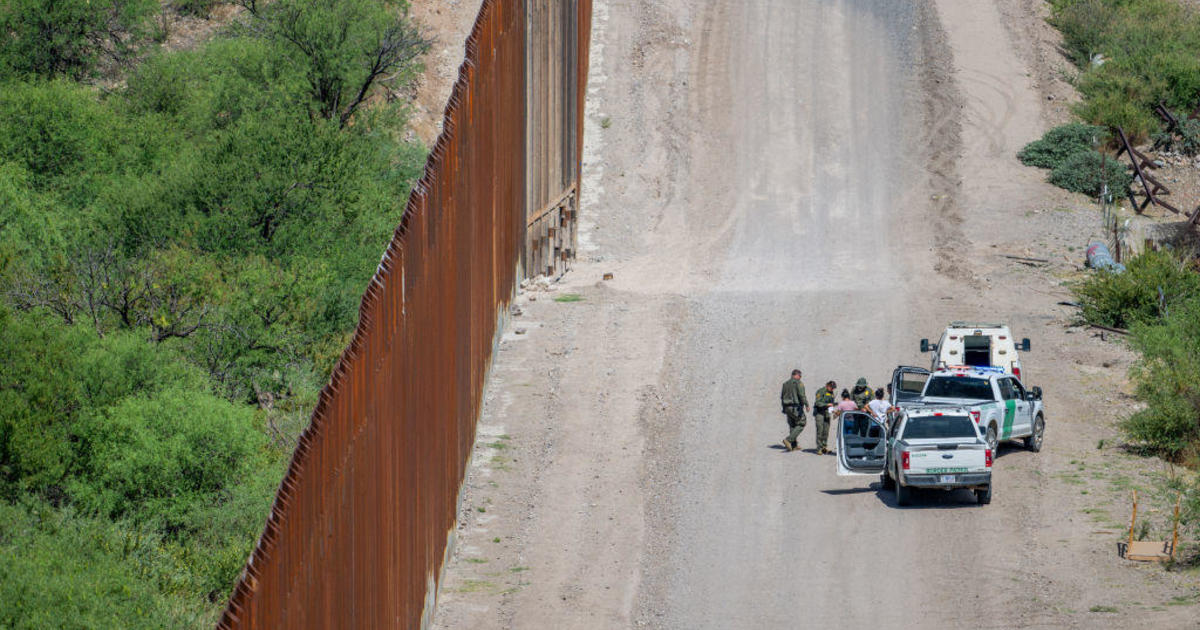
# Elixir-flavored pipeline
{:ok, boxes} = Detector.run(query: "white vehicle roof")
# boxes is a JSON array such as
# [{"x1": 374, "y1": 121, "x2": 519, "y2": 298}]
[
  {"x1": 903, "y1": 404, "x2": 974, "y2": 417},
  {"x1": 945, "y1": 321, "x2": 1010, "y2": 330},
  {"x1": 930, "y1": 365, "x2": 1007, "y2": 380}
]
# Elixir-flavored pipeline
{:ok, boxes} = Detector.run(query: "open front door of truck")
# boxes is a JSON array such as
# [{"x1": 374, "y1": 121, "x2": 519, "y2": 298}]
[{"x1": 837, "y1": 411, "x2": 888, "y2": 476}]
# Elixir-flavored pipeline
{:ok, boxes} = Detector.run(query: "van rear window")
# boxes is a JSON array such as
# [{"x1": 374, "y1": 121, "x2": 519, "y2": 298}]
[
  {"x1": 923, "y1": 377, "x2": 993, "y2": 401},
  {"x1": 902, "y1": 416, "x2": 976, "y2": 439}
]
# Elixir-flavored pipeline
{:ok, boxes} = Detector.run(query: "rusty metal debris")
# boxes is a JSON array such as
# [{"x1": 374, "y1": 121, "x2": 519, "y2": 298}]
[
  {"x1": 1114, "y1": 126, "x2": 1200, "y2": 225},
  {"x1": 217, "y1": 1, "x2": 592, "y2": 628}
]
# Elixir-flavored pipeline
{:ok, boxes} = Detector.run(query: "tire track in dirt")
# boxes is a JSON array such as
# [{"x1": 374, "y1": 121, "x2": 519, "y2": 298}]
[{"x1": 915, "y1": 0, "x2": 972, "y2": 286}]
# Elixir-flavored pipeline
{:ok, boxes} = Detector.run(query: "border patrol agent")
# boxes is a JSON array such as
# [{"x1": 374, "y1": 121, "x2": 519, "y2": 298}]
[
  {"x1": 813, "y1": 381, "x2": 838, "y2": 454},
  {"x1": 851, "y1": 377, "x2": 874, "y2": 410},
  {"x1": 780, "y1": 369, "x2": 809, "y2": 452}
]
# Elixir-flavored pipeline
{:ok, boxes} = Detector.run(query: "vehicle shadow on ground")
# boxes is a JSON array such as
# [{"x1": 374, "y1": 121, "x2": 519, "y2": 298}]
[
  {"x1": 994, "y1": 442, "x2": 1029, "y2": 460},
  {"x1": 765, "y1": 444, "x2": 834, "y2": 456},
  {"x1": 821, "y1": 482, "x2": 982, "y2": 509}
]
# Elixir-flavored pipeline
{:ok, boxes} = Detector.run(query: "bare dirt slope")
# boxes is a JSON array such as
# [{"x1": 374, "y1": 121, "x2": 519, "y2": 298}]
[
  {"x1": 409, "y1": 0, "x2": 486, "y2": 146},
  {"x1": 432, "y1": 1, "x2": 1199, "y2": 628}
]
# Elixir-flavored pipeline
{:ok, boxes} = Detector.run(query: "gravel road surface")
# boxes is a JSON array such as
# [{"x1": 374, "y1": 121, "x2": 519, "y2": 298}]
[
  {"x1": 634, "y1": 2, "x2": 1014, "y2": 627},
  {"x1": 430, "y1": 1, "x2": 1200, "y2": 628}
]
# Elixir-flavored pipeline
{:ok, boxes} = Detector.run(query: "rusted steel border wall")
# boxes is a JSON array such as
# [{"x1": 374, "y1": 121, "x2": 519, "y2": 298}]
[
  {"x1": 217, "y1": 1, "x2": 589, "y2": 627},
  {"x1": 525, "y1": 0, "x2": 591, "y2": 277}
]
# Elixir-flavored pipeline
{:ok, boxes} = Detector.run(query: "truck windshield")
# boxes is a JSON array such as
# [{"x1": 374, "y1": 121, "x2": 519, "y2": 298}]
[
  {"x1": 902, "y1": 416, "x2": 976, "y2": 439},
  {"x1": 923, "y1": 377, "x2": 993, "y2": 401}
]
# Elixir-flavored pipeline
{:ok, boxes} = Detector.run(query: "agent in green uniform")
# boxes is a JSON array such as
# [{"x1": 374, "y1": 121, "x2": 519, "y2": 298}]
[
  {"x1": 780, "y1": 369, "x2": 809, "y2": 452},
  {"x1": 812, "y1": 380, "x2": 838, "y2": 454},
  {"x1": 851, "y1": 377, "x2": 874, "y2": 410}
]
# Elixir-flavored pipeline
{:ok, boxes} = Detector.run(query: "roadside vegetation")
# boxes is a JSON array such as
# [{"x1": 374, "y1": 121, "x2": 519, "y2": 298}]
[
  {"x1": 1042, "y1": 0, "x2": 1200, "y2": 562},
  {"x1": 1018, "y1": 122, "x2": 1132, "y2": 198},
  {"x1": 1074, "y1": 250, "x2": 1200, "y2": 461},
  {"x1": 1023, "y1": 0, "x2": 1200, "y2": 196},
  {"x1": 1050, "y1": 0, "x2": 1200, "y2": 141},
  {"x1": 1073, "y1": 249, "x2": 1200, "y2": 556},
  {"x1": 0, "y1": 0, "x2": 429, "y2": 625}
]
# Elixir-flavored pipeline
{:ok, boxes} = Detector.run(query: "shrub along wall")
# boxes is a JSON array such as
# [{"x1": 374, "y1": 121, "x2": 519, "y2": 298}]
[
  {"x1": 0, "y1": 0, "x2": 429, "y2": 625},
  {"x1": 1051, "y1": 0, "x2": 1200, "y2": 141}
]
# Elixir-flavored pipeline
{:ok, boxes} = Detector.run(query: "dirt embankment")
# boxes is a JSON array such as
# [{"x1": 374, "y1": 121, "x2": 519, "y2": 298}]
[
  {"x1": 431, "y1": 1, "x2": 1200, "y2": 628},
  {"x1": 408, "y1": 0, "x2": 486, "y2": 146}
]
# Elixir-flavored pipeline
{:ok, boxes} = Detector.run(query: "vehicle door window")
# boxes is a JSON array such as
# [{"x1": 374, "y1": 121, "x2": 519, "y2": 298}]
[
  {"x1": 997, "y1": 378, "x2": 1016, "y2": 401},
  {"x1": 843, "y1": 413, "x2": 875, "y2": 438},
  {"x1": 1010, "y1": 379, "x2": 1026, "y2": 401},
  {"x1": 840, "y1": 411, "x2": 887, "y2": 472}
]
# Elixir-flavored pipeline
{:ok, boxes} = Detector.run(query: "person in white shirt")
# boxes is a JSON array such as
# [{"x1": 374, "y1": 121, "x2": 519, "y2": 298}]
[{"x1": 866, "y1": 388, "x2": 890, "y2": 425}]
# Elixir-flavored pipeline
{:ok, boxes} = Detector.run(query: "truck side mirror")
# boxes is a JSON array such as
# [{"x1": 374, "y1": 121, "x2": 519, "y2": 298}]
[
  {"x1": 1020, "y1": 338, "x2": 1031, "y2": 352},
  {"x1": 920, "y1": 339, "x2": 930, "y2": 353},
  {"x1": 1031, "y1": 386, "x2": 1042, "y2": 400}
]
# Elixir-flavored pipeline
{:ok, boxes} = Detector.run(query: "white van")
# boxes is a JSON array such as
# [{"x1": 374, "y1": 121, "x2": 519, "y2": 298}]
[{"x1": 920, "y1": 322, "x2": 1031, "y2": 382}]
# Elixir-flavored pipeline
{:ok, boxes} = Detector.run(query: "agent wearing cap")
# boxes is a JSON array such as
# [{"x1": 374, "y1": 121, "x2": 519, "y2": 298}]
[{"x1": 851, "y1": 377, "x2": 874, "y2": 410}]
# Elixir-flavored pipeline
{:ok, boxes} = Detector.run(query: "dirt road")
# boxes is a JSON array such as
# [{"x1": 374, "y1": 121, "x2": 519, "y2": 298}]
[{"x1": 431, "y1": 1, "x2": 1198, "y2": 628}]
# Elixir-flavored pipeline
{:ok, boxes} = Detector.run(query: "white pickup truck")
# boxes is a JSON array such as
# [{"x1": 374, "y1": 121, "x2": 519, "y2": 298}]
[
  {"x1": 836, "y1": 407, "x2": 993, "y2": 505},
  {"x1": 897, "y1": 365, "x2": 1046, "y2": 455}
]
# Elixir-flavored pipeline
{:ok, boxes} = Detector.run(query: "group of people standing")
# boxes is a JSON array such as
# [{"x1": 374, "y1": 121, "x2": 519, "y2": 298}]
[{"x1": 779, "y1": 369, "x2": 890, "y2": 453}]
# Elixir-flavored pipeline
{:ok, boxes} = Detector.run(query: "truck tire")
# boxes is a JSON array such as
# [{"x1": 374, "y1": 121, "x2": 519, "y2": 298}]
[
  {"x1": 975, "y1": 482, "x2": 992, "y2": 505},
  {"x1": 896, "y1": 482, "x2": 912, "y2": 506},
  {"x1": 985, "y1": 424, "x2": 998, "y2": 455},
  {"x1": 1025, "y1": 414, "x2": 1045, "y2": 452},
  {"x1": 881, "y1": 469, "x2": 895, "y2": 490}
]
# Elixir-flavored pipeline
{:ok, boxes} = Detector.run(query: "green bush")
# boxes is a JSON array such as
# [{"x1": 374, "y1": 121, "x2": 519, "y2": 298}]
[
  {"x1": 0, "y1": 0, "x2": 157, "y2": 80},
  {"x1": 0, "y1": 309, "x2": 89, "y2": 499},
  {"x1": 1124, "y1": 295, "x2": 1200, "y2": 458},
  {"x1": 1151, "y1": 114, "x2": 1200, "y2": 156},
  {"x1": 1072, "y1": 71, "x2": 1163, "y2": 141},
  {"x1": 1048, "y1": 0, "x2": 1106, "y2": 62},
  {"x1": 1050, "y1": 0, "x2": 1200, "y2": 139},
  {"x1": 0, "y1": 162, "x2": 65, "y2": 272},
  {"x1": 1047, "y1": 150, "x2": 1132, "y2": 198},
  {"x1": 238, "y1": 0, "x2": 430, "y2": 125},
  {"x1": 1073, "y1": 249, "x2": 1200, "y2": 329},
  {"x1": 0, "y1": 0, "x2": 432, "y2": 621},
  {"x1": 0, "y1": 305, "x2": 285, "y2": 621},
  {"x1": 0, "y1": 501, "x2": 208, "y2": 629},
  {"x1": 70, "y1": 387, "x2": 263, "y2": 523},
  {"x1": 0, "y1": 81, "x2": 121, "y2": 186},
  {"x1": 1018, "y1": 123, "x2": 1105, "y2": 169}
]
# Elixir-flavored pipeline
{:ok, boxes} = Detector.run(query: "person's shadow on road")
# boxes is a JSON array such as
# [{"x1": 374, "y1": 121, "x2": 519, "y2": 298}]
[{"x1": 765, "y1": 444, "x2": 824, "y2": 455}]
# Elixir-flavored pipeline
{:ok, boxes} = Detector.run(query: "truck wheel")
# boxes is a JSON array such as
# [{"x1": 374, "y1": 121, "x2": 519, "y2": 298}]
[
  {"x1": 975, "y1": 483, "x2": 992, "y2": 505},
  {"x1": 896, "y1": 482, "x2": 911, "y2": 506},
  {"x1": 1025, "y1": 414, "x2": 1044, "y2": 452},
  {"x1": 881, "y1": 469, "x2": 895, "y2": 490},
  {"x1": 985, "y1": 424, "x2": 998, "y2": 455}
]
